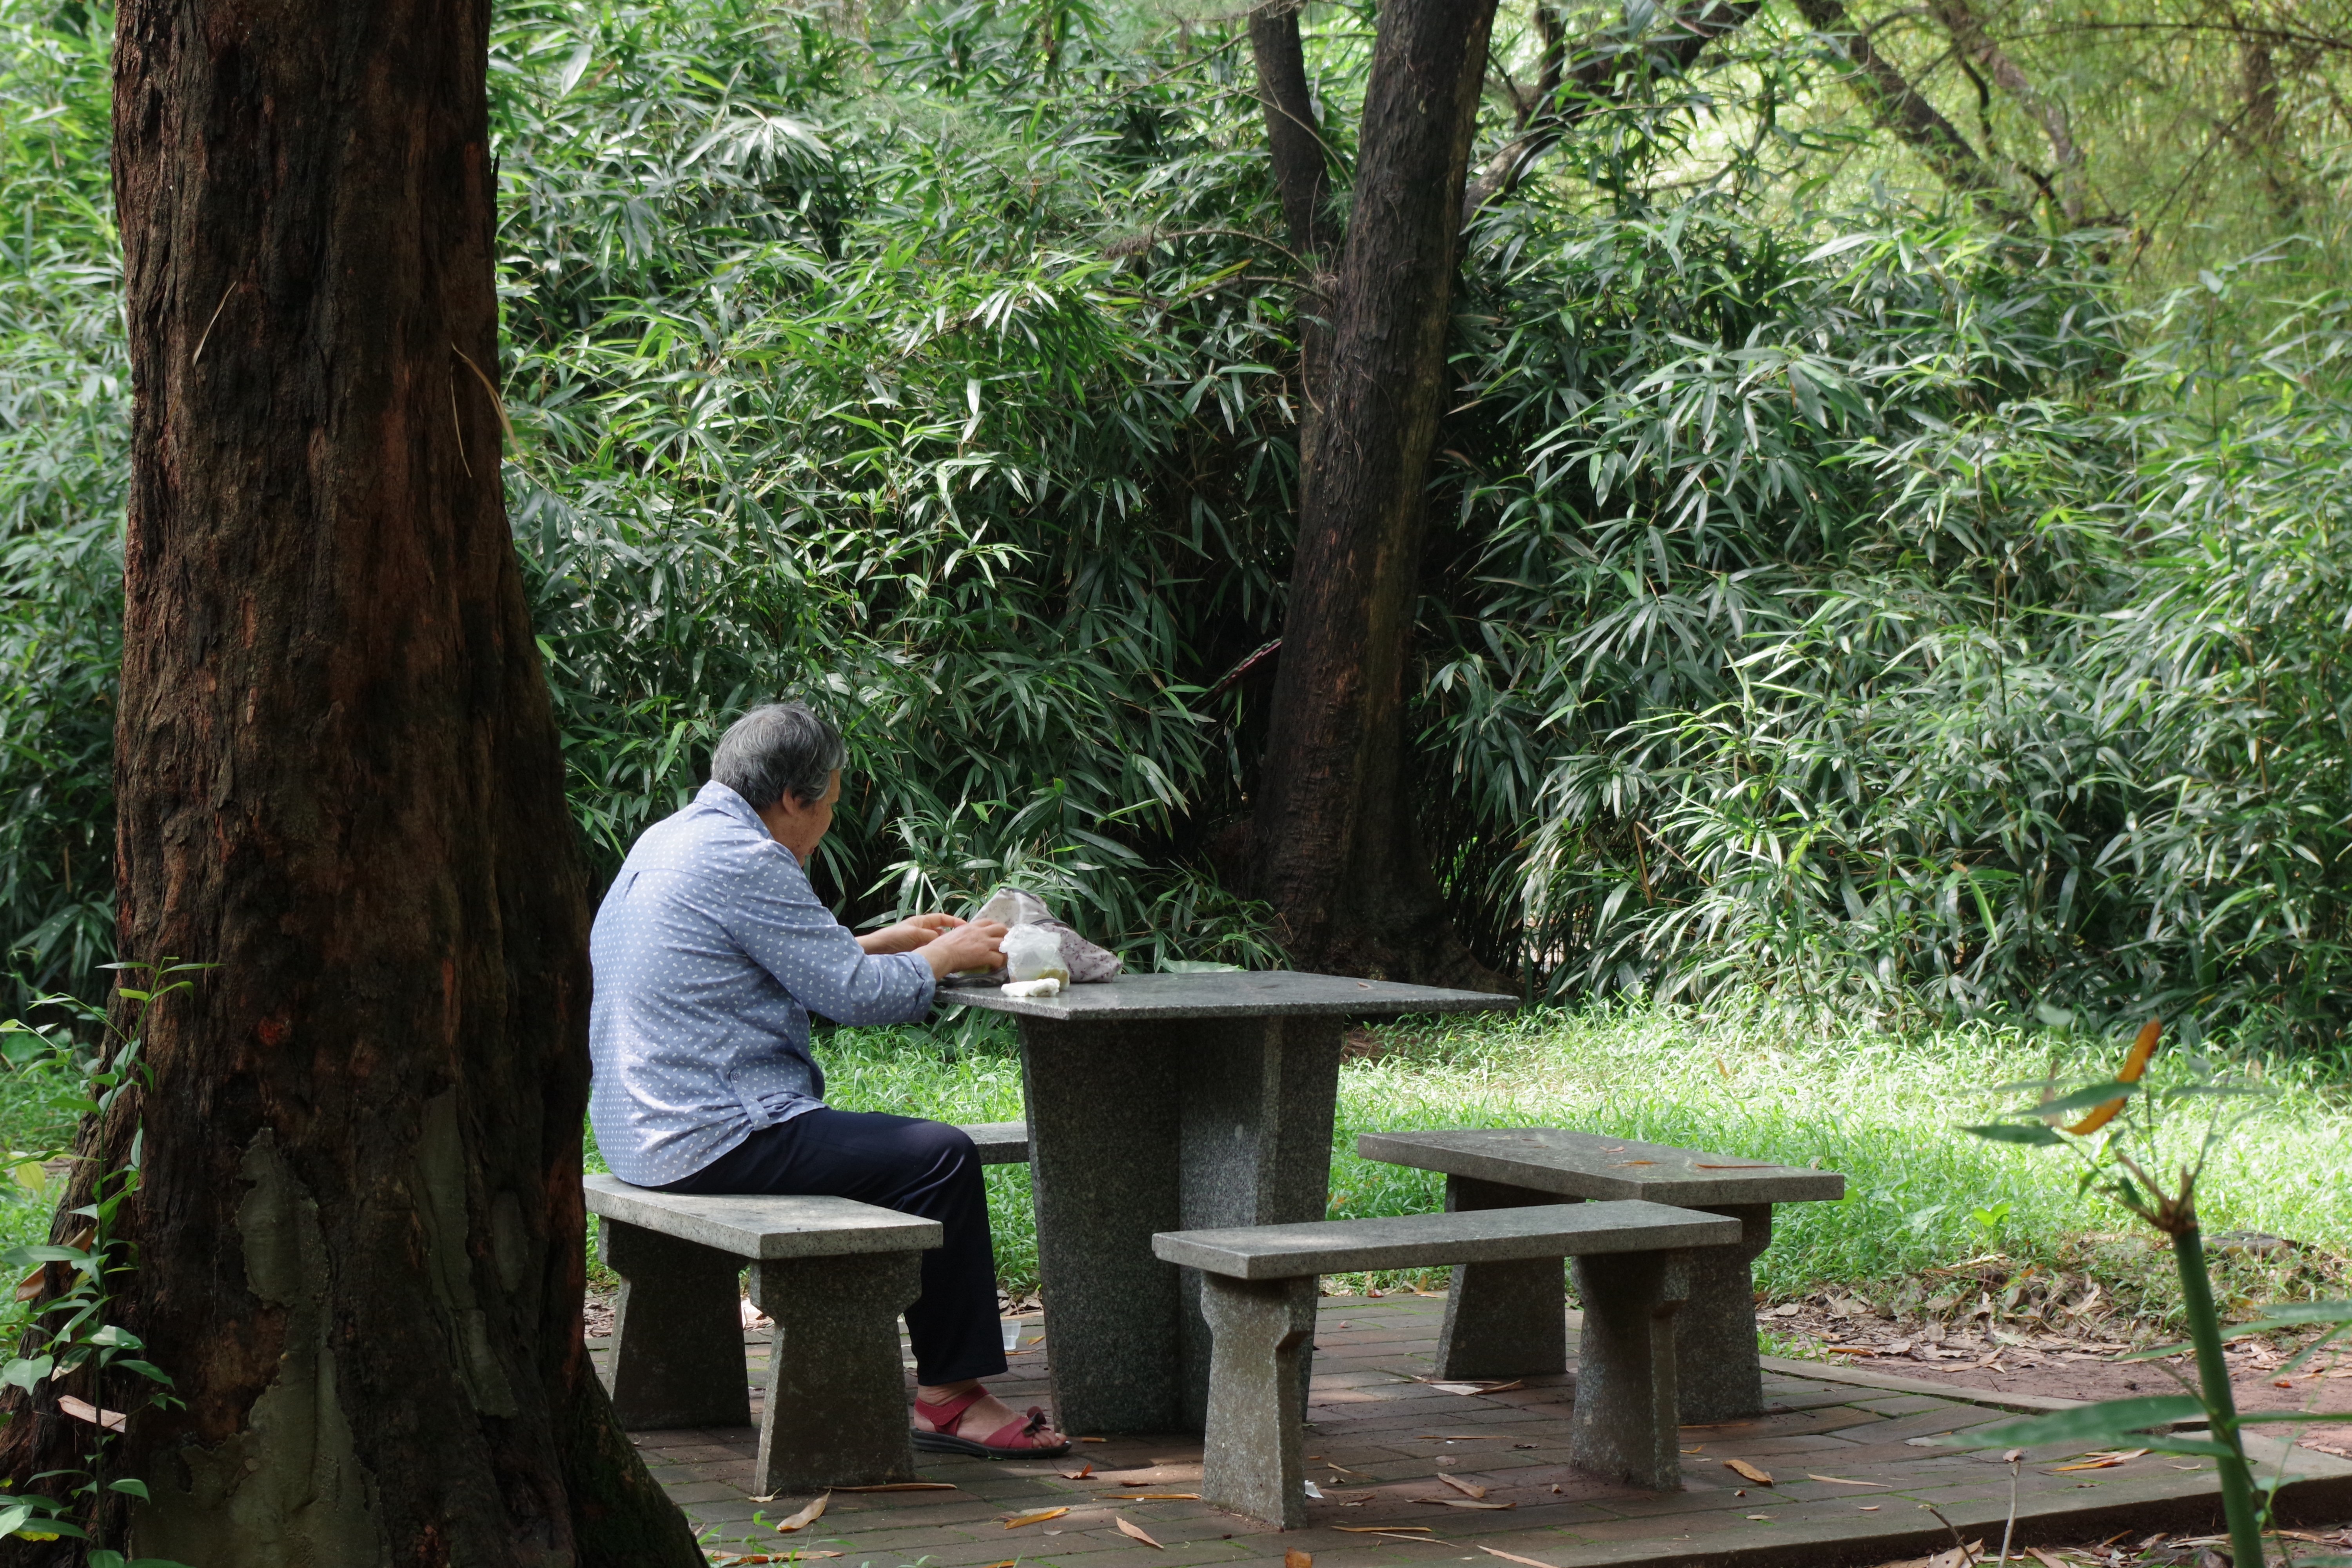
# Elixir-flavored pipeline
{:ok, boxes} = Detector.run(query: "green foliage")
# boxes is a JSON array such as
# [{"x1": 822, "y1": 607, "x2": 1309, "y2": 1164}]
[
  {"x1": 0, "y1": 963, "x2": 194, "y2": 1561},
  {"x1": 488, "y1": 0, "x2": 1295, "y2": 960},
  {"x1": 0, "y1": 0, "x2": 121, "y2": 1016},
  {"x1": 6, "y1": 0, "x2": 2352, "y2": 1045}
]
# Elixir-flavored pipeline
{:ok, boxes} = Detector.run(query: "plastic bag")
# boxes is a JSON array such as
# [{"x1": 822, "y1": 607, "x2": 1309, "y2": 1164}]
[{"x1": 975, "y1": 887, "x2": 1123, "y2": 983}]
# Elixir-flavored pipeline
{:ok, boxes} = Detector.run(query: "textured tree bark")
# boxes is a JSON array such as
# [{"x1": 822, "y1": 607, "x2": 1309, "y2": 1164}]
[
  {"x1": 1250, "y1": 3, "x2": 1336, "y2": 494},
  {"x1": 1250, "y1": 0, "x2": 1506, "y2": 987},
  {"x1": 0, "y1": 2, "x2": 701, "y2": 1562}
]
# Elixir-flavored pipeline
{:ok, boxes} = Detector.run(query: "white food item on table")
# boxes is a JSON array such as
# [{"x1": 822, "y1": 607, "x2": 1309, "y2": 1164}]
[{"x1": 1000, "y1": 977, "x2": 1063, "y2": 998}]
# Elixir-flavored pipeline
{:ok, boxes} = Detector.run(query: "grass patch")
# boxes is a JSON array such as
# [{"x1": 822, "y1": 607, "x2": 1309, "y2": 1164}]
[
  {"x1": 819, "y1": 996, "x2": 2352, "y2": 1328},
  {"x1": 5, "y1": 996, "x2": 2344, "y2": 1338}
]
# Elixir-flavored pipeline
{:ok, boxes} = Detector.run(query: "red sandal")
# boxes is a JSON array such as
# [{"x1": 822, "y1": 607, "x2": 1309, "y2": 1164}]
[{"x1": 911, "y1": 1388, "x2": 1071, "y2": 1458}]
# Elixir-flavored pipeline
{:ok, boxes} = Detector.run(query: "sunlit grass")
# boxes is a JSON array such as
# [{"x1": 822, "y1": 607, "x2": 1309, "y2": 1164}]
[
  {"x1": 13, "y1": 995, "x2": 2342, "y2": 1336},
  {"x1": 817, "y1": 996, "x2": 2352, "y2": 1317}
]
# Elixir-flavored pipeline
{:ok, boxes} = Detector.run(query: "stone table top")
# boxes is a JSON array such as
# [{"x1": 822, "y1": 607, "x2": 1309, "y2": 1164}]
[
  {"x1": 942, "y1": 969, "x2": 1517, "y2": 1023},
  {"x1": 1357, "y1": 1126, "x2": 1846, "y2": 1205}
]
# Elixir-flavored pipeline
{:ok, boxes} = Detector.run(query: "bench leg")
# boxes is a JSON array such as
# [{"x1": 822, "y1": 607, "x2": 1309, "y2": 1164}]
[
  {"x1": 1569, "y1": 1249, "x2": 1688, "y2": 1491},
  {"x1": 1198, "y1": 1274, "x2": 1317, "y2": 1530},
  {"x1": 601, "y1": 1219, "x2": 750, "y2": 1430},
  {"x1": 1436, "y1": 1176, "x2": 1571, "y2": 1379},
  {"x1": 1674, "y1": 1204, "x2": 1772, "y2": 1423},
  {"x1": 750, "y1": 1252, "x2": 924, "y2": 1494}
]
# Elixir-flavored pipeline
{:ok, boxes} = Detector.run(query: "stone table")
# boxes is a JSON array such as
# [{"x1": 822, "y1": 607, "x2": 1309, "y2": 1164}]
[{"x1": 951, "y1": 970, "x2": 1512, "y2": 1434}]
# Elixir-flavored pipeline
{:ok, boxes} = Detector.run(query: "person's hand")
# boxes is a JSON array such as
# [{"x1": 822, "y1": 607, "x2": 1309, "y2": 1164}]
[
  {"x1": 858, "y1": 912, "x2": 966, "y2": 955},
  {"x1": 920, "y1": 920, "x2": 1008, "y2": 980}
]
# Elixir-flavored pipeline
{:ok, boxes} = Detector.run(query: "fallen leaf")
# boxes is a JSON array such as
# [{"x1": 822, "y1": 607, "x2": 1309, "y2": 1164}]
[
  {"x1": 1857, "y1": 1505, "x2": 1880, "y2": 1512},
  {"x1": 55, "y1": 1395, "x2": 125, "y2": 1434},
  {"x1": 2051, "y1": 1448, "x2": 2147, "y2": 1472},
  {"x1": 1610, "y1": 1160, "x2": 1657, "y2": 1167},
  {"x1": 977, "y1": 1561, "x2": 1018, "y2": 1568},
  {"x1": 1059, "y1": 1463, "x2": 1094, "y2": 1480},
  {"x1": 1003, "y1": 1508, "x2": 1069, "y2": 1530},
  {"x1": 1806, "y1": 1474, "x2": 1889, "y2": 1487},
  {"x1": 771, "y1": 1494, "x2": 829, "y2": 1534},
  {"x1": 1285, "y1": 1551, "x2": 1313, "y2": 1568},
  {"x1": 1115, "y1": 1516, "x2": 1163, "y2": 1549},
  {"x1": 1428, "y1": 1383, "x2": 1488, "y2": 1396},
  {"x1": 1412, "y1": 1498, "x2": 1515, "y2": 1510},
  {"x1": 1724, "y1": 1459, "x2": 1773, "y2": 1486},
  {"x1": 1479, "y1": 1548, "x2": 1557, "y2": 1568},
  {"x1": 1080, "y1": 1436, "x2": 1107, "y2": 1443},
  {"x1": 1437, "y1": 1474, "x2": 1488, "y2": 1500},
  {"x1": 831, "y1": 1483, "x2": 956, "y2": 1492},
  {"x1": 1745, "y1": 1514, "x2": 1773, "y2": 1521},
  {"x1": 2026, "y1": 1550, "x2": 2068, "y2": 1568}
]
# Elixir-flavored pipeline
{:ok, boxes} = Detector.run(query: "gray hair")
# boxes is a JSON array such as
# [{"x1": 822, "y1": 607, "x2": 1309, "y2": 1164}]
[{"x1": 710, "y1": 702, "x2": 847, "y2": 811}]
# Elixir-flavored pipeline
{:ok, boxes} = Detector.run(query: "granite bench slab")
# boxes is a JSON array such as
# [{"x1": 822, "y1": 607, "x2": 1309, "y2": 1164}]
[
  {"x1": 584, "y1": 1174, "x2": 943, "y2": 1257},
  {"x1": 1356, "y1": 1127, "x2": 1846, "y2": 1422},
  {"x1": 585, "y1": 1175, "x2": 938, "y2": 1496},
  {"x1": 1151, "y1": 1199, "x2": 1737, "y2": 1278},
  {"x1": 1152, "y1": 1201, "x2": 1740, "y2": 1528},
  {"x1": 958, "y1": 1121, "x2": 1030, "y2": 1165},
  {"x1": 1356, "y1": 1127, "x2": 1843, "y2": 1205}
]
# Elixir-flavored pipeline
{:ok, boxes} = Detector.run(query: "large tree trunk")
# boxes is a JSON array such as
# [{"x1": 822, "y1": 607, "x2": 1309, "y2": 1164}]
[
  {"x1": 0, "y1": 2, "x2": 700, "y2": 1562},
  {"x1": 1250, "y1": 0, "x2": 1505, "y2": 988}
]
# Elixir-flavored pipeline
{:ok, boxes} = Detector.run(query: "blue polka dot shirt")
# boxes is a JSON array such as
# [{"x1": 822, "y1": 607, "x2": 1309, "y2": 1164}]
[{"x1": 588, "y1": 779, "x2": 938, "y2": 1187}]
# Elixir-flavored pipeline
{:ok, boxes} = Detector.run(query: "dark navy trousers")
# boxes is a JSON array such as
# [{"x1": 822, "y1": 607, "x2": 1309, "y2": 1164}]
[{"x1": 656, "y1": 1108, "x2": 1009, "y2": 1385}]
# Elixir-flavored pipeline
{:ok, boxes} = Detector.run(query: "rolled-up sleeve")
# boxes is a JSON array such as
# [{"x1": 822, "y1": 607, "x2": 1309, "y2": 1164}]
[{"x1": 719, "y1": 849, "x2": 937, "y2": 1025}]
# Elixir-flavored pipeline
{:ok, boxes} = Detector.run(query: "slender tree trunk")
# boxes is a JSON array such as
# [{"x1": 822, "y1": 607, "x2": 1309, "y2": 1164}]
[
  {"x1": 0, "y1": 2, "x2": 699, "y2": 1561},
  {"x1": 1251, "y1": 0, "x2": 1505, "y2": 987},
  {"x1": 1250, "y1": 3, "x2": 1336, "y2": 495},
  {"x1": 1792, "y1": 0, "x2": 2018, "y2": 217},
  {"x1": 1459, "y1": 0, "x2": 1759, "y2": 225},
  {"x1": 1927, "y1": 0, "x2": 2085, "y2": 222}
]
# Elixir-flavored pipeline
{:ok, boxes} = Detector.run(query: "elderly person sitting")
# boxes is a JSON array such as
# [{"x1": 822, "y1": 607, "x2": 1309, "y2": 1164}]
[{"x1": 588, "y1": 701, "x2": 1067, "y2": 1457}]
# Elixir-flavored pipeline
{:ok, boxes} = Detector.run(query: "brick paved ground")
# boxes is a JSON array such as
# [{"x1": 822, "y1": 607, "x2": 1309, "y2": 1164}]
[{"x1": 606, "y1": 1294, "x2": 2352, "y2": 1568}]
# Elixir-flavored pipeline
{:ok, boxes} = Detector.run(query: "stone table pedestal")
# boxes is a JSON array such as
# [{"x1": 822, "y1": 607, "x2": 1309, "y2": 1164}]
[{"x1": 954, "y1": 971, "x2": 1512, "y2": 1435}]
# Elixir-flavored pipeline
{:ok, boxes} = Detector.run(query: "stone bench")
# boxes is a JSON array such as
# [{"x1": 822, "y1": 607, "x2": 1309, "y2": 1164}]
[
  {"x1": 1356, "y1": 1128, "x2": 1845, "y2": 1421},
  {"x1": 959, "y1": 1121, "x2": 1030, "y2": 1164},
  {"x1": 1152, "y1": 1201, "x2": 1741, "y2": 1528},
  {"x1": 584, "y1": 1174, "x2": 941, "y2": 1496}
]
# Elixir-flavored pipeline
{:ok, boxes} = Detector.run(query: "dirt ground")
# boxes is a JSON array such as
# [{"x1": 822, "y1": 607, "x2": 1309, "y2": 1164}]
[
  {"x1": 1863, "y1": 1521, "x2": 2352, "y2": 1566},
  {"x1": 1759, "y1": 1296, "x2": 2352, "y2": 1463}
]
